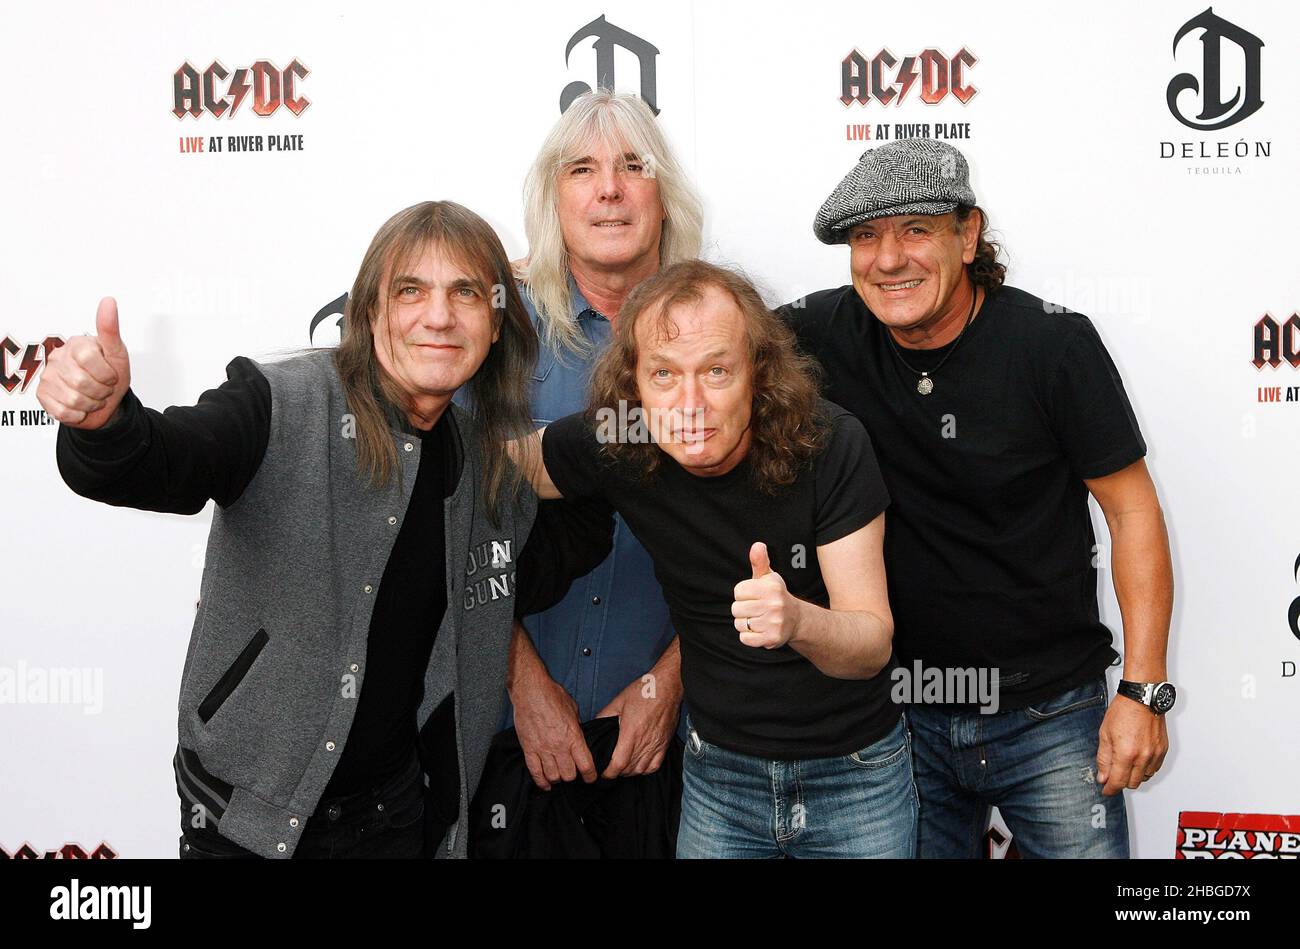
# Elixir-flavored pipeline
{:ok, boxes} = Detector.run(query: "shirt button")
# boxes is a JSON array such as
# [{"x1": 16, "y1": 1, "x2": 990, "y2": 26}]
[
  {"x1": 277, "y1": 842, "x2": 287, "y2": 853},
  {"x1": 289, "y1": 817, "x2": 299, "y2": 828},
  {"x1": 591, "y1": 596, "x2": 601, "y2": 606},
  {"x1": 404, "y1": 442, "x2": 414, "y2": 452},
  {"x1": 377, "y1": 803, "x2": 385, "y2": 812},
  {"x1": 387, "y1": 516, "x2": 398, "y2": 525},
  {"x1": 582, "y1": 647, "x2": 592, "y2": 657},
  {"x1": 350, "y1": 663, "x2": 359, "y2": 673},
  {"x1": 363, "y1": 584, "x2": 373, "y2": 594},
  {"x1": 325, "y1": 740, "x2": 336, "y2": 751}
]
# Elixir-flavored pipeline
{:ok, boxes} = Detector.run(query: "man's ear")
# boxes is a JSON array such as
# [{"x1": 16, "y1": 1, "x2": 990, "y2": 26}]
[{"x1": 961, "y1": 209, "x2": 982, "y2": 264}]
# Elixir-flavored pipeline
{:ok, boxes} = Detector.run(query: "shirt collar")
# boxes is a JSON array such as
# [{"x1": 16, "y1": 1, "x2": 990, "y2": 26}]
[{"x1": 568, "y1": 278, "x2": 608, "y2": 323}]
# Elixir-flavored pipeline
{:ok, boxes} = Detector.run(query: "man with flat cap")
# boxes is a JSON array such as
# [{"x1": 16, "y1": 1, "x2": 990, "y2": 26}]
[{"x1": 779, "y1": 140, "x2": 1175, "y2": 858}]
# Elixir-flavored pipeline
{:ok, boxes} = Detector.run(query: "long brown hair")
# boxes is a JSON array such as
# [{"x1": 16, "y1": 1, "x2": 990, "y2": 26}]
[
  {"x1": 956, "y1": 205, "x2": 1007, "y2": 290},
  {"x1": 335, "y1": 201, "x2": 537, "y2": 523},
  {"x1": 588, "y1": 260, "x2": 828, "y2": 493}
]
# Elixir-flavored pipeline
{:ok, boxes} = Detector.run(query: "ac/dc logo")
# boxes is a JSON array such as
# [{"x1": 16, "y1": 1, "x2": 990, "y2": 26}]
[
  {"x1": 1, "y1": 842, "x2": 117, "y2": 859},
  {"x1": 841, "y1": 47, "x2": 977, "y2": 107},
  {"x1": 173, "y1": 59, "x2": 310, "y2": 119},
  {"x1": 1252, "y1": 313, "x2": 1300, "y2": 369},
  {"x1": 2, "y1": 336, "x2": 65, "y2": 394}
]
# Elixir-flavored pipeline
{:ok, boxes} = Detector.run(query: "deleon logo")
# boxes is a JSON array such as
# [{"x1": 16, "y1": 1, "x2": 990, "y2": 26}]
[
  {"x1": 1289, "y1": 554, "x2": 1300, "y2": 644},
  {"x1": 1252, "y1": 313, "x2": 1300, "y2": 370},
  {"x1": 560, "y1": 15, "x2": 659, "y2": 115},
  {"x1": 841, "y1": 47, "x2": 977, "y2": 106},
  {"x1": 2, "y1": 335, "x2": 64, "y2": 394},
  {"x1": 1167, "y1": 7, "x2": 1263, "y2": 130},
  {"x1": 173, "y1": 59, "x2": 310, "y2": 119}
]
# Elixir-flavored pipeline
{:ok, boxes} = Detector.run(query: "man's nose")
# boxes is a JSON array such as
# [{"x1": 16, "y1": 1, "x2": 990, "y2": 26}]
[
  {"x1": 678, "y1": 377, "x2": 708, "y2": 415},
  {"x1": 422, "y1": 295, "x2": 457, "y2": 331},
  {"x1": 874, "y1": 231, "x2": 907, "y2": 272},
  {"x1": 596, "y1": 163, "x2": 624, "y2": 202}
]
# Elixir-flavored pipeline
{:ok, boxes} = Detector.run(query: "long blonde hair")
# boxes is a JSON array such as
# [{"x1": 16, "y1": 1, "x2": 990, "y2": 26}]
[{"x1": 522, "y1": 90, "x2": 704, "y2": 357}]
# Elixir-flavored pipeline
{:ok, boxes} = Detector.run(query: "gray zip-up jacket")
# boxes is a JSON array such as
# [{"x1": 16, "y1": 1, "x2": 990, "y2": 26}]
[{"x1": 68, "y1": 349, "x2": 534, "y2": 858}]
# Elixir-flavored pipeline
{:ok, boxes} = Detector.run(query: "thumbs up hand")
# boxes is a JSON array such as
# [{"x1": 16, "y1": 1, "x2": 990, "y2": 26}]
[
  {"x1": 37, "y1": 297, "x2": 133, "y2": 430},
  {"x1": 731, "y1": 542, "x2": 800, "y2": 649}
]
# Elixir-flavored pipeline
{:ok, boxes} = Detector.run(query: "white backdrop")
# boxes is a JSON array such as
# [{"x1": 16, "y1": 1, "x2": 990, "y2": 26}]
[{"x1": 2, "y1": 0, "x2": 1297, "y2": 859}]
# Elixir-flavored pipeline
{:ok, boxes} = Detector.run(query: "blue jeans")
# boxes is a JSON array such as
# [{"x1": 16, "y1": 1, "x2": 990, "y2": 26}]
[
  {"x1": 907, "y1": 676, "x2": 1129, "y2": 858},
  {"x1": 676, "y1": 713, "x2": 918, "y2": 859}
]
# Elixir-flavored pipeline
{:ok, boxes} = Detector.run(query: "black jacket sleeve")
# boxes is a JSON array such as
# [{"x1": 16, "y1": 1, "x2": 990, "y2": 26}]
[
  {"x1": 513, "y1": 496, "x2": 616, "y2": 619},
  {"x1": 55, "y1": 356, "x2": 272, "y2": 514}
]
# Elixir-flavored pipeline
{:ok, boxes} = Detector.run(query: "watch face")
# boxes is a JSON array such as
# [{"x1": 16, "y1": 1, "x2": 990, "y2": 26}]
[{"x1": 1152, "y1": 683, "x2": 1177, "y2": 714}]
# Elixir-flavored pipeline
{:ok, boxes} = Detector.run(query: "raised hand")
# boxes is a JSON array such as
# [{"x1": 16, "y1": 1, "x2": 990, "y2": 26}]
[
  {"x1": 37, "y1": 297, "x2": 132, "y2": 429},
  {"x1": 731, "y1": 541, "x2": 800, "y2": 649}
]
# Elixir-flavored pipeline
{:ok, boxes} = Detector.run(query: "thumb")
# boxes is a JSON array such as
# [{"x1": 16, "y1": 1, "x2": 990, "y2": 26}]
[
  {"x1": 750, "y1": 542, "x2": 771, "y2": 579},
  {"x1": 95, "y1": 297, "x2": 126, "y2": 356}
]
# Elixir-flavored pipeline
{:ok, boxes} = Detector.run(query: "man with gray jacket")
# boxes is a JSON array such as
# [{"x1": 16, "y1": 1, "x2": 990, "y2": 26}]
[{"x1": 41, "y1": 201, "x2": 609, "y2": 859}]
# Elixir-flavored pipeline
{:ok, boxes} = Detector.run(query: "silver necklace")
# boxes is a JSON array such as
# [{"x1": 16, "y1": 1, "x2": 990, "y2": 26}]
[{"x1": 885, "y1": 289, "x2": 979, "y2": 396}]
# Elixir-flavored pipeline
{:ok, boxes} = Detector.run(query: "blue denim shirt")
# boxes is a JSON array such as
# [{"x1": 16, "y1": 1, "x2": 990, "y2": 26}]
[{"x1": 502, "y1": 281, "x2": 679, "y2": 731}]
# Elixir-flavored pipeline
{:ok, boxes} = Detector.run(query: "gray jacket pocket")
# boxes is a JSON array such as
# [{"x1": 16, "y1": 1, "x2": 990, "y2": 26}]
[{"x1": 197, "y1": 628, "x2": 269, "y2": 724}]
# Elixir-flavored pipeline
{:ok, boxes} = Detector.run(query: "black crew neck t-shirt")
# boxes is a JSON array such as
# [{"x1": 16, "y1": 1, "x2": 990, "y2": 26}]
[
  {"x1": 322, "y1": 412, "x2": 454, "y2": 796},
  {"x1": 781, "y1": 285, "x2": 1147, "y2": 708},
  {"x1": 541, "y1": 401, "x2": 894, "y2": 760}
]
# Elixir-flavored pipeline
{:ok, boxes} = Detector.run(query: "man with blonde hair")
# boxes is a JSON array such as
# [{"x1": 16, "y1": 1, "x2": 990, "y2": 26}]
[{"x1": 500, "y1": 90, "x2": 704, "y2": 797}]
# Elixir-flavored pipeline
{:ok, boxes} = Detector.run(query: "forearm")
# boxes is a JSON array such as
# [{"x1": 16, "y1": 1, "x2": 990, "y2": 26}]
[
  {"x1": 788, "y1": 601, "x2": 892, "y2": 680},
  {"x1": 56, "y1": 359, "x2": 269, "y2": 514},
  {"x1": 643, "y1": 636, "x2": 683, "y2": 701},
  {"x1": 506, "y1": 620, "x2": 551, "y2": 693},
  {"x1": 57, "y1": 388, "x2": 153, "y2": 502},
  {"x1": 1107, "y1": 507, "x2": 1174, "y2": 681},
  {"x1": 508, "y1": 428, "x2": 561, "y2": 499}
]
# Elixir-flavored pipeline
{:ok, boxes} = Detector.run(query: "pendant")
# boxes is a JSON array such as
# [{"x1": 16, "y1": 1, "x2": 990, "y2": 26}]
[{"x1": 917, "y1": 373, "x2": 934, "y2": 396}]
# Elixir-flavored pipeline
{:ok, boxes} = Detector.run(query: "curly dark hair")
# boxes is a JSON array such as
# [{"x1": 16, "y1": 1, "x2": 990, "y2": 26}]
[
  {"x1": 587, "y1": 260, "x2": 829, "y2": 493},
  {"x1": 955, "y1": 205, "x2": 1007, "y2": 290}
]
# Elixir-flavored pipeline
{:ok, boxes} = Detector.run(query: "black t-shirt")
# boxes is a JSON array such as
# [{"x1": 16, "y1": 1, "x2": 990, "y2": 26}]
[
  {"x1": 323, "y1": 412, "x2": 453, "y2": 797},
  {"x1": 781, "y1": 285, "x2": 1146, "y2": 708},
  {"x1": 541, "y1": 401, "x2": 894, "y2": 759}
]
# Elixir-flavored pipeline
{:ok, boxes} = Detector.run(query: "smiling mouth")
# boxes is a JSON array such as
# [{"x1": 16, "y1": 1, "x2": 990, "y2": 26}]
[
  {"x1": 593, "y1": 221, "x2": 630, "y2": 227},
  {"x1": 879, "y1": 279, "x2": 923, "y2": 291}
]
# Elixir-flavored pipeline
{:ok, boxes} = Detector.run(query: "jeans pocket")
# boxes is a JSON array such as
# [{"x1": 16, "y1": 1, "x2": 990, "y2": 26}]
[
  {"x1": 380, "y1": 782, "x2": 426, "y2": 832},
  {"x1": 1024, "y1": 677, "x2": 1107, "y2": 721},
  {"x1": 180, "y1": 829, "x2": 252, "y2": 859},
  {"x1": 846, "y1": 716, "x2": 909, "y2": 769},
  {"x1": 683, "y1": 714, "x2": 706, "y2": 763}
]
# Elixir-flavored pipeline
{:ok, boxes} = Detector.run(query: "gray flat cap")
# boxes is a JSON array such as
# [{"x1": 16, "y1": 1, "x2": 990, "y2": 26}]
[{"x1": 814, "y1": 139, "x2": 976, "y2": 244}]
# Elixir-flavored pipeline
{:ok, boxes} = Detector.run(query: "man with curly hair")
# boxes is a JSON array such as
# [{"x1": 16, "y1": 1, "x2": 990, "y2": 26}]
[
  {"x1": 516, "y1": 259, "x2": 916, "y2": 859},
  {"x1": 781, "y1": 140, "x2": 1174, "y2": 858}
]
